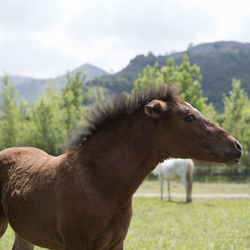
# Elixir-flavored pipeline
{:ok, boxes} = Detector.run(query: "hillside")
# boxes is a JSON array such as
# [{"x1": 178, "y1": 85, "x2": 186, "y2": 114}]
[
  {"x1": 1, "y1": 41, "x2": 250, "y2": 111},
  {"x1": 52, "y1": 63, "x2": 109, "y2": 88},
  {"x1": 0, "y1": 64, "x2": 109, "y2": 103},
  {"x1": 89, "y1": 41, "x2": 250, "y2": 111}
]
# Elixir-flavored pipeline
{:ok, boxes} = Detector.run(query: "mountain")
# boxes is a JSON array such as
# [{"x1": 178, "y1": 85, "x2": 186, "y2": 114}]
[
  {"x1": 52, "y1": 63, "x2": 109, "y2": 89},
  {"x1": 0, "y1": 64, "x2": 109, "y2": 103},
  {"x1": 89, "y1": 41, "x2": 250, "y2": 111},
  {"x1": 1, "y1": 41, "x2": 250, "y2": 111}
]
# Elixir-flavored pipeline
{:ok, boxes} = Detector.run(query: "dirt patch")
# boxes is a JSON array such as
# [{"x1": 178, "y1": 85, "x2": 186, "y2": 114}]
[{"x1": 134, "y1": 193, "x2": 250, "y2": 199}]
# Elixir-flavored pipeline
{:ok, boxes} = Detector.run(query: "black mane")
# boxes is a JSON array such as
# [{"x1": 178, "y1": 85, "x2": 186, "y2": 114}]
[{"x1": 67, "y1": 84, "x2": 177, "y2": 151}]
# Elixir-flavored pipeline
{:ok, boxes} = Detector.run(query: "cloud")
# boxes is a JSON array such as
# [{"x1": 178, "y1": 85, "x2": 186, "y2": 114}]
[
  {"x1": 68, "y1": 0, "x2": 218, "y2": 51},
  {"x1": 0, "y1": 0, "x2": 63, "y2": 33},
  {"x1": 0, "y1": 34, "x2": 80, "y2": 78},
  {"x1": 0, "y1": 0, "x2": 250, "y2": 77}
]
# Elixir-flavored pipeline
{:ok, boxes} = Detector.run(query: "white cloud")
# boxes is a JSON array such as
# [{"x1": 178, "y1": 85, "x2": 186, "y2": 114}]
[
  {"x1": 0, "y1": 0, "x2": 63, "y2": 32},
  {"x1": 0, "y1": 0, "x2": 250, "y2": 77}
]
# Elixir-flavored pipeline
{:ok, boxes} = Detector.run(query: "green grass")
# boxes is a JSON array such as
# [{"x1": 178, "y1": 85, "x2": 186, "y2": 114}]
[
  {"x1": 125, "y1": 198, "x2": 250, "y2": 250},
  {"x1": 0, "y1": 226, "x2": 15, "y2": 250},
  {"x1": 0, "y1": 227, "x2": 44, "y2": 250}
]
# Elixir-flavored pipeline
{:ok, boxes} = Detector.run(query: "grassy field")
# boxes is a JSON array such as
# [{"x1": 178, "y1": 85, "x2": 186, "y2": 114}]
[
  {"x1": 125, "y1": 198, "x2": 250, "y2": 249},
  {"x1": 0, "y1": 182, "x2": 249, "y2": 249}
]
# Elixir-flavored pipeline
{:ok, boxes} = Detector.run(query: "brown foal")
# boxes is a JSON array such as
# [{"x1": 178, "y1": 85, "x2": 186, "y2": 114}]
[{"x1": 0, "y1": 85, "x2": 242, "y2": 250}]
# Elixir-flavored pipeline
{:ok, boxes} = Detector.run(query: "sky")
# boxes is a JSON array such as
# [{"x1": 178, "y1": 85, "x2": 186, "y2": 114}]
[{"x1": 0, "y1": 0, "x2": 250, "y2": 78}]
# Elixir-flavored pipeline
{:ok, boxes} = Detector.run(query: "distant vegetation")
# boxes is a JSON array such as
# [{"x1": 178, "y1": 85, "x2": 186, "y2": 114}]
[
  {"x1": 89, "y1": 41, "x2": 250, "y2": 111},
  {"x1": 0, "y1": 63, "x2": 108, "y2": 103},
  {"x1": 0, "y1": 72, "x2": 87, "y2": 155},
  {"x1": 0, "y1": 41, "x2": 249, "y2": 172},
  {"x1": 1, "y1": 41, "x2": 250, "y2": 111},
  {"x1": 0, "y1": 53, "x2": 249, "y2": 169}
]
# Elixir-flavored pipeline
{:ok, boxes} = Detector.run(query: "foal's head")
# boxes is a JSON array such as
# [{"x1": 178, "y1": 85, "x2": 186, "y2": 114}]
[{"x1": 144, "y1": 86, "x2": 242, "y2": 164}]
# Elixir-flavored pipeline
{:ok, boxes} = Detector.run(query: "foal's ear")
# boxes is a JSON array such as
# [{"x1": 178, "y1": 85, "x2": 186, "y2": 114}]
[{"x1": 144, "y1": 99, "x2": 168, "y2": 118}]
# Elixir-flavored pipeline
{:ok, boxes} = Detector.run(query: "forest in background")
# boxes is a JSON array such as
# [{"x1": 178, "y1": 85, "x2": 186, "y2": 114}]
[
  {"x1": 89, "y1": 41, "x2": 250, "y2": 112},
  {"x1": 2, "y1": 41, "x2": 250, "y2": 113},
  {"x1": 0, "y1": 55, "x2": 249, "y2": 175}
]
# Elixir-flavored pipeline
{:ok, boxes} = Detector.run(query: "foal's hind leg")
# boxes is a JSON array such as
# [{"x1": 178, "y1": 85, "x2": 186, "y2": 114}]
[
  {"x1": 0, "y1": 205, "x2": 8, "y2": 238},
  {"x1": 0, "y1": 216, "x2": 7, "y2": 238},
  {"x1": 12, "y1": 233, "x2": 34, "y2": 250}
]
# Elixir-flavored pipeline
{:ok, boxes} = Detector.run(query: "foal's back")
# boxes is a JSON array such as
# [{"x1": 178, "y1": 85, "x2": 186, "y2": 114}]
[{"x1": 0, "y1": 147, "x2": 61, "y2": 184}]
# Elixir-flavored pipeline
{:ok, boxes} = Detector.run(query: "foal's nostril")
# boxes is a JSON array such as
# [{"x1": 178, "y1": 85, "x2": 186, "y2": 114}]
[{"x1": 234, "y1": 140, "x2": 242, "y2": 152}]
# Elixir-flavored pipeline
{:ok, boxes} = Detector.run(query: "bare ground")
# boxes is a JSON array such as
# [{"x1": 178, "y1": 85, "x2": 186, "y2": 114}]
[{"x1": 134, "y1": 193, "x2": 250, "y2": 199}]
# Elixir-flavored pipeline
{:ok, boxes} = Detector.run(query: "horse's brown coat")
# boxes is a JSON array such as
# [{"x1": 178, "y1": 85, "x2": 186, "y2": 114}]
[{"x1": 0, "y1": 85, "x2": 242, "y2": 250}]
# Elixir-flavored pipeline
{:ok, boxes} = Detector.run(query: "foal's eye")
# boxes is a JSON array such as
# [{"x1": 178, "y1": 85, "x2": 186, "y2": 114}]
[{"x1": 185, "y1": 114, "x2": 195, "y2": 122}]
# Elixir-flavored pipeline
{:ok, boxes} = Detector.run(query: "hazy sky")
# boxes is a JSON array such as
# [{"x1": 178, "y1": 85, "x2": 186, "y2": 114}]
[{"x1": 0, "y1": 0, "x2": 250, "y2": 78}]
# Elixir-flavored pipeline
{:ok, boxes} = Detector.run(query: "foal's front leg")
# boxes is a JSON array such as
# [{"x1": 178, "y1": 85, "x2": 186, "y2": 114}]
[{"x1": 12, "y1": 233, "x2": 34, "y2": 250}]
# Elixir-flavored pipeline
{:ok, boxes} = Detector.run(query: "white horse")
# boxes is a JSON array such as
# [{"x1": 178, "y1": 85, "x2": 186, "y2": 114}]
[{"x1": 152, "y1": 159, "x2": 195, "y2": 202}]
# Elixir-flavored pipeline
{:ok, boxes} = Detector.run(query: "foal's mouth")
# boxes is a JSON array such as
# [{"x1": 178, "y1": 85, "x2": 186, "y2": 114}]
[
  {"x1": 225, "y1": 158, "x2": 239, "y2": 165},
  {"x1": 223, "y1": 152, "x2": 242, "y2": 165},
  {"x1": 218, "y1": 140, "x2": 242, "y2": 165}
]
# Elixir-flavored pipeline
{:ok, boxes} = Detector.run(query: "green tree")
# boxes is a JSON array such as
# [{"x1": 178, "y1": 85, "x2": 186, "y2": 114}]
[
  {"x1": 134, "y1": 55, "x2": 216, "y2": 120},
  {"x1": 134, "y1": 62, "x2": 162, "y2": 92},
  {"x1": 222, "y1": 79, "x2": 250, "y2": 165},
  {"x1": 87, "y1": 86, "x2": 107, "y2": 105},
  {"x1": 18, "y1": 99, "x2": 36, "y2": 147},
  {"x1": 30, "y1": 85, "x2": 66, "y2": 155},
  {"x1": 0, "y1": 75, "x2": 21, "y2": 148},
  {"x1": 173, "y1": 55, "x2": 206, "y2": 111},
  {"x1": 61, "y1": 71, "x2": 87, "y2": 136}
]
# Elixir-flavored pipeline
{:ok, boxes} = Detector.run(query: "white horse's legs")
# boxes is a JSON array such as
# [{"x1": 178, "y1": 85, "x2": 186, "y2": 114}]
[
  {"x1": 167, "y1": 180, "x2": 171, "y2": 201},
  {"x1": 159, "y1": 177, "x2": 164, "y2": 201},
  {"x1": 155, "y1": 159, "x2": 194, "y2": 203},
  {"x1": 182, "y1": 177, "x2": 192, "y2": 203},
  {"x1": 186, "y1": 178, "x2": 192, "y2": 203},
  {"x1": 185, "y1": 167, "x2": 193, "y2": 202}
]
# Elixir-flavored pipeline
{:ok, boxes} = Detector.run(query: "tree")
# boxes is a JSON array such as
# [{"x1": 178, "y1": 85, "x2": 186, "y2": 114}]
[
  {"x1": 222, "y1": 79, "x2": 250, "y2": 166},
  {"x1": 134, "y1": 55, "x2": 216, "y2": 120},
  {"x1": 61, "y1": 71, "x2": 88, "y2": 137},
  {"x1": 87, "y1": 86, "x2": 107, "y2": 105},
  {"x1": 173, "y1": 55, "x2": 206, "y2": 111},
  {"x1": 134, "y1": 62, "x2": 162, "y2": 92},
  {"x1": 30, "y1": 85, "x2": 66, "y2": 155},
  {"x1": 0, "y1": 72, "x2": 89, "y2": 155},
  {"x1": 0, "y1": 75, "x2": 21, "y2": 148},
  {"x1": 18, "y1": 99, "x2": 34, "y2": 147}
]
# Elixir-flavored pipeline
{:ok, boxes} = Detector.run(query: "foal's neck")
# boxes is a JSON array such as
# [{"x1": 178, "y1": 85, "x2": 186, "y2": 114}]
[{"x1": 79, "y1": 111, "x2": 165, "y2": 200}]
